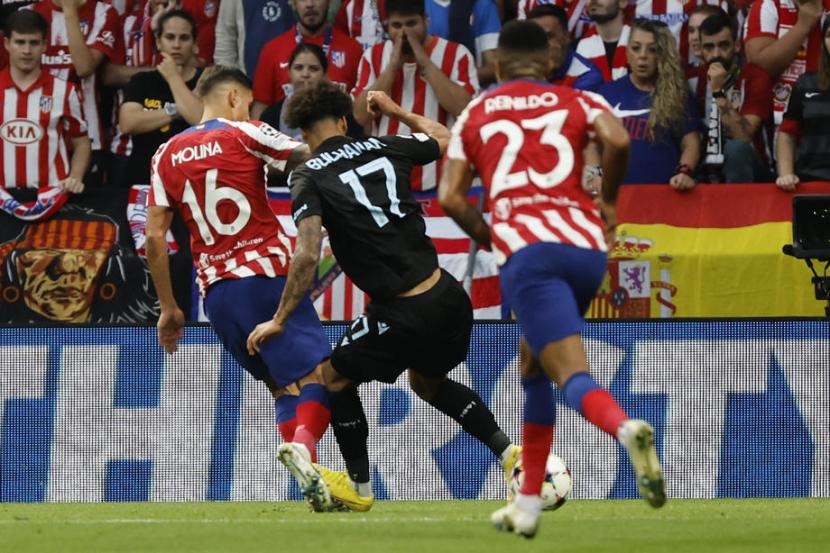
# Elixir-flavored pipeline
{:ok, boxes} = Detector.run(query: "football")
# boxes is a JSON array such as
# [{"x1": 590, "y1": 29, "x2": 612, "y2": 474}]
[{"x1": 509, "y1": 453, "x2": 573, "y2": 511}]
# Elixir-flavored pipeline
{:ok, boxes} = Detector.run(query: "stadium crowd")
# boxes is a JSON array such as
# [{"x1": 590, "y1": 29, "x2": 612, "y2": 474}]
[{"x1": 0, "y1": 0, "x2": 828, "y2": 224}]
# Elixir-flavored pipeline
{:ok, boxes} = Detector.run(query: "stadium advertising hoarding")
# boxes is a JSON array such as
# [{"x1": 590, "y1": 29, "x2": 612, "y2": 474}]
[{"x1": 0, "y1": 320, "x2": 827, "y2": 502}]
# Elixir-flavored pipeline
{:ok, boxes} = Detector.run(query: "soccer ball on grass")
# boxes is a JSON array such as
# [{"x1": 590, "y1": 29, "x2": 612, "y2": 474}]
[{"x1": 509, "y1": 453, "x2": 572, "y2": 511}]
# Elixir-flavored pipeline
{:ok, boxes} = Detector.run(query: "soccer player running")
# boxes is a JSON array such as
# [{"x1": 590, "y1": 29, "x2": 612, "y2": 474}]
[
  {"x1": 246, "y1": 81, "x2": 521, "y2": 512},
  {"x1": 145, "y1": 66, "x2": 335, "y2": 511},
  {"x1": 440, "y1": 20, "x2": 666, "y2": 538}
]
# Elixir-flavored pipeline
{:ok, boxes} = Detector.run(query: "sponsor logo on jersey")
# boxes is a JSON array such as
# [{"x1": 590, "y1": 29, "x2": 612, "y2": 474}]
[
  {"x1": 171, "y1": 141, "x2": 224, "y2": 166},
  {"x1": 484, "y1": 92, "x2": 559, "y2": 113},
  {"x1": 1, "y1": 119, "x2": 44, "y2": 145},
  {"x1": 42, "y1": 50, "x2": 73, "y2": 66},
  {"x1": 805, "y1": 92, "x2": 821, "y2": 98},
  {"x1": 611, "y1": 104, "x2": 651, "y2": 118},
  {"x1": 204, "y1": 1, "x2": 217, "y2": 18},
  {"x1": 262, "y1": 1, "x2": 282, "y2": 22},
  {"x1": 39, "y1": 96, "x2": 53, "y2": 113}
]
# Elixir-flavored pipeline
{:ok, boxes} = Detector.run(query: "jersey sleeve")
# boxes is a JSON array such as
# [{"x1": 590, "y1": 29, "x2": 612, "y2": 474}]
[
  {"x1": 89, "y1": 4, "x2": 119, "y2": 61},
  {"x1": 451, "y1": 43, "x2": 480, "y2": 96},
  {"x1": 740, "y1": 66, "x2": 773, "y2": 120},
  {"x1": 382, "y1": 134, "x2": 441, "y2": 166},
  {"x1": 780, "y1": 74, "x2": 805, "y2": 136},
  {"x1": 288, "y1": 169, "x2": 324, "y2": 224},
  {"x1": 473, "y1": 0, "x2": 500, "y2": 58},
  {"x1": 351, "y1": 45, "x2": 378, "y2": 97},
  {"x1": 63, "y1": 83, "x2": 88, "y2": 138},
  {"x1": 231, "y1": 120, "x2": 303, "y2": 170},
  {"x1": 744, "y1": 0, "x2": 779, "y2": 41},
  {"x1": 148, "y1": 141, "x2": 173, "y2": 208}
]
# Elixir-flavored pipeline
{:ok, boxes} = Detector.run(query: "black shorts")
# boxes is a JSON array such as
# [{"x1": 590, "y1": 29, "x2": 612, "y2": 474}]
[{"x1": 331, "y1": 270, "x2": 473, "y2": 384}]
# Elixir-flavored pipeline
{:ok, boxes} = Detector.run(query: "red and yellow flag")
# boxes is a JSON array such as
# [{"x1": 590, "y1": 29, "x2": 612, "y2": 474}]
[{"x1": 589, "y1": 182, "x2": 830, "y2": 318}]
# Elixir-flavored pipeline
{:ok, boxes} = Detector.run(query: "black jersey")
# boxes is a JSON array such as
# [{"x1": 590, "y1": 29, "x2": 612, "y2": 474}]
[{"x1": 289, "y1": 133, "x2": 441, "y2": 301}]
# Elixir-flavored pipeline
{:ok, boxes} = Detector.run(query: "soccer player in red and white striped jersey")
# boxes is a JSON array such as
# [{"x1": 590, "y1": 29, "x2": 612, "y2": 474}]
[
  {"x1": 146, "y1": 67, "x2": 334, "y2": 504},
  {"x1": 30, "y1": 0, "x2": 120, "y2": 154},
  {"x1": 0, "y1": 9, "x2": 90, "y2": 221},
  {"x1": 441, "y1": 20, "x2": 666, "y2": 537},
  {"x1": 352, "y1": 0, "x2": 478, "y2": 191},
  {"x1": 575, "y1": 0, "x2": 630, "y2": 82},
  {"x1": 744, "y1": 0, "x2": 829, "y2": 126}
]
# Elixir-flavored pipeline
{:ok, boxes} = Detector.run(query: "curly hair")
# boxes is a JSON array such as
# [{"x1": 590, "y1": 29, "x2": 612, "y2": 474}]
[
  {"x1": 632, "y1": 19, "x2": 688, "y2": 140},
  {"x1": 284, "y1": 81, "x2": 353, "y2": 131}
]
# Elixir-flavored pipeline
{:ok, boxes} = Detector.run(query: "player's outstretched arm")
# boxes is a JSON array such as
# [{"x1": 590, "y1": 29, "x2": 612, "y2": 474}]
[
  {"x1": 247, "y1": 216, "x2": 323, "y2": 354},
  {"x1": 367, "y1": 91, "x2": 450, "y2": 154},
  {"x1": 439, "y1": 159, "x2": 492, "y2": 249},
  {"x1": 146, "y1": 205, "x2": 185, "y2": 354}
]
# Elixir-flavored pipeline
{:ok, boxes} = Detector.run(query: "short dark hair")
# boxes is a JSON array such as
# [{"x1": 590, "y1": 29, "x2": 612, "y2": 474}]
[
  {"x1": 499, "y1": 20, "x2": 549, "y2": 55},
  {"x1": 155, "y1": 9, "x2": 197, "y2": 38},
  {"x1": 699, "y1": 10, "x2": 737, "y2": 40},
  {"x1": 3, "y1": 9, "x2": 48, "y2": 39},
  {"x1": 196, "y1": 65, "x2": 252, "y2": 97},
  {"x1": 284, "y1": 81, "x2": 352, "y2": 131},
  {"x1": 290, "y1": 43, "x2": 328, "y2": 73},
  {"x1": 386, "y1": 0, "x2": 425, "y2": 17},
  {"x1": 527, "y1": 4, "x2": 569, "y2": 33}
]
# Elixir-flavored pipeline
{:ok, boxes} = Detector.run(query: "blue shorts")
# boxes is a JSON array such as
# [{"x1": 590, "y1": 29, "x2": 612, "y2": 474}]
[
  {"x1": 500, "y1": 242, "x2": 607, "y2": 357},
  {"x1": 204, "y1": 276, "x2": 331, "y2": 388}
]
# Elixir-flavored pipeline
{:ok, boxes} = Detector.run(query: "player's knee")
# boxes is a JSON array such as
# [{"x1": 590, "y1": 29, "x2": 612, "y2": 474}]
[
  {"x1": 323, "y1": 360, "x2": 352, "y2": 392},
  {"x1": 520, "y1": 339, "x2": 543, "y2": 379},
  {"x1": 408, "y1": 371, "x2": 443, "y2": 402}
]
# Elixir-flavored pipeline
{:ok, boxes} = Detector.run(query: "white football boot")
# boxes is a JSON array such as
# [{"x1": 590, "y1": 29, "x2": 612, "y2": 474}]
[
  {"x1": 491, "y1": 494, "x2": 543, "y2": 538},
  {"x1": 618, "y1": 419, "x2": 667, "y2": 508},
  {"x1": 277, "y1": 442, "x2": 333, "y2": 512}
]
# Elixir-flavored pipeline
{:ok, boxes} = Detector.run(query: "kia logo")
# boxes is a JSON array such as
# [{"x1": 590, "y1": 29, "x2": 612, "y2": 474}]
[{"x1": 1, "y1": 119, "x2": 43, "y2": 145}]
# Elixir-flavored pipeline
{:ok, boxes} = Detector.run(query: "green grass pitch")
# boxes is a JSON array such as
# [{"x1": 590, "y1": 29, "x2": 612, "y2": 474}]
[{"x1": 2, "y1": 499, "x2": 828, "y2": 553}]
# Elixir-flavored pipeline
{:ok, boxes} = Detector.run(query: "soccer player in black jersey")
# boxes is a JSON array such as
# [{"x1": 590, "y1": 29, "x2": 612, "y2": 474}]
[{"x1": 246, "y1": 81, "x2": 520, "y2": 511}]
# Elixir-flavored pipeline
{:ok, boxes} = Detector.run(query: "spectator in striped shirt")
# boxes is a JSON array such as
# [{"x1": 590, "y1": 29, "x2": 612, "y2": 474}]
[
  {"x1": 30, "y1": 0, "x2": 120, "y2": 187},
  {"x1": 528, "y1": 3, "x2": 603, "y2": 91},
  {"x1": 744, "y1": 0, "x2": 828, "y2": 126},
  {"x1": 351, "y1": 0, "x2": 478, "y2": 191},
  {"x1": 575, "y1": 0, "x2": 631, "y2": 82},
  {"x1": 0, "y1": 10, "x2": 90, "y2": 210}
]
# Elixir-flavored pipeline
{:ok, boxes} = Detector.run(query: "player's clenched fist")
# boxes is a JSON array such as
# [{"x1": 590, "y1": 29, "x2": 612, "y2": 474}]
[{"x1": 367, "y1": 91, "x2": 403, "y2": 118}]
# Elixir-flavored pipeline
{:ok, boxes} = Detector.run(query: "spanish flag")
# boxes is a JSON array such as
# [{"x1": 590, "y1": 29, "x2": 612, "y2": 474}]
[{"x1": 589, "y1": 183, "x2": 830, "y2": 318}]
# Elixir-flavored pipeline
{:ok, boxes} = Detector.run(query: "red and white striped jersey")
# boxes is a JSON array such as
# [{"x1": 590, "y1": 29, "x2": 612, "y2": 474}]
[
  {"x1": 0, "y1": 68, "x2": 86, "y2": 189},
  {"x1": 102, "y1": 0, "x2": 144, "y2": 16},
  {"x1": 744, "y1": 0, "x2": 830, "y2": 125},
  {"x1": 30, "y1": 0, "x2": 120, "y2": 150},
  {"x1": 110, "y1": 10, "x2": 144, "y2": 157},
  {"x1": 448, "y1": 80, "x2": 610, "y2": 265},
  {"x1": 352, "y1": 36, "x2": 479, "y2": 191},
  {"x1": 575, "y1": 24, "x2": 630, "y2": 82},
  {"x1": 149, "y1": 118, "x2": 301, "y2": 296},
  {"x1": 335, "y1": 0, "x2": 387, "y2": 50}
]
